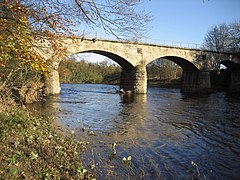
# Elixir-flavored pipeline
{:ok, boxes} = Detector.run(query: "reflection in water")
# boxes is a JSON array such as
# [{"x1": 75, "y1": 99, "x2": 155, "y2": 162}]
[{"x1": 27, "y1": 84, "x2": 240, "y2": 179}]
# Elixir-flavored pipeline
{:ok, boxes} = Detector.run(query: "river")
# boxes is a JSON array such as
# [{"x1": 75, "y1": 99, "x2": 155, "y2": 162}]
[{"x1": 27, "y1": 84, "x2": 240, "y2": 179}]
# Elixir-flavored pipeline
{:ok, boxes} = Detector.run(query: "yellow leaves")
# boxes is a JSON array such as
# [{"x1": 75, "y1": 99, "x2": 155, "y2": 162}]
[
  {"x1": 31, "y1": 58, "x2": 46, "y2": 70},
  {"x1": 1, "y1": 0, "x2": 78, "y2": 78},
  {"x1": 31, "y1": 64, "x2": 40, "y2": 72},
  {"x1": 19, "y1": 17, "x2": 28, "y2": 25},
  {"x1": 0, "y1": 0, "x2": 48, "y2": 74}
]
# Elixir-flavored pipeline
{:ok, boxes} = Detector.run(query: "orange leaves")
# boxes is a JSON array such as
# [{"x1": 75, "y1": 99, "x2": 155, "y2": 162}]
[
  {"x1": 0, "y1": 0, "x2": 47, "y2": 75},
  {"x1": 1, "y1": 0, "x2": 79, "y2": 78},
  {"x1": 0, "y1": 0, "x2": 83, "y2": 92}
]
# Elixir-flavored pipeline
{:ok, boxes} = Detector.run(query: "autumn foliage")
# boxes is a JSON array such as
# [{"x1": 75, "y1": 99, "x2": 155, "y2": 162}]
[
  {"x1": 0, "y1": 0, "x2": 74, "y2": 94},
  {"x1": 0, "y1": 0, "x2": 150, "y2": 99}
]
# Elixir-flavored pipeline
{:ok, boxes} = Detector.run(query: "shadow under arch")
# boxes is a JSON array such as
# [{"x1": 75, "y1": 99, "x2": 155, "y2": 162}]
[
  {"x1": 78, "y1": 50, "x2": 134, "y2": 69},
  {"x1": 220, "y1": 60, "x2": 240, "y2": 71},
  {"x1": 218, "y1": 61, "x2": 240, "y2": 92},
  {"x1": 161, "y1": 56, "x2": 199, "y2": 72},
  {"x1": 147, "y1": 56, "x2": 212, "y2": 93}
]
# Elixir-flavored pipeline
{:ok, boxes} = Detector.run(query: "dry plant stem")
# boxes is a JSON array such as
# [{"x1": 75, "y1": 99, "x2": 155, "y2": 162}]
[{"x1": 0, "y1": 68, "x2": 20, "y2": 91}]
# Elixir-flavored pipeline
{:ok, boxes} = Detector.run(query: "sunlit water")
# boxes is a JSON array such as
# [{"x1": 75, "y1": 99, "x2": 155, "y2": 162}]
[{"x1": 28, "y1": 84, "x2": 240, "y2": 179}]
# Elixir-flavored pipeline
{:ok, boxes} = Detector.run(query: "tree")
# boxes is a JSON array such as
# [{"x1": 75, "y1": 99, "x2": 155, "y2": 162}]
[
  {"x1": 25, "y1": 0, "x2": 151, "y2": 39},
  {"x1": 73, "y1": 0, "x2": 151, "y2": 39},
  {"x1": 0, "y1": 0, "x2": 151, "y2": 97},
  {"x1": 202, "y1": 21, "x2": 240, "y2": 70},
  {"x1": 203, "y1": 23, "x2": 230, "y2": 52},
  {"x1": 0, "y1": 0, "x2": 47, "y2": 91},
  {"x1": 147, "y1": 58, "x2": 182, "y2": 80},
  {"x1": 203, "y1": 21, "x2": 240, "y2": 54},
  {"x1": 229, "y1": 21, "x2": 240, "y2": 53},
  {"x1": 58, "y1": 59, "x2": 121, "y2": 84}
]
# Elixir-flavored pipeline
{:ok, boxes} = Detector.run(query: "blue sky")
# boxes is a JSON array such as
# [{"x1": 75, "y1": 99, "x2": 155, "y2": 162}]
[
  {"x1": 78, "y1": 0, "x2": 240, "y2": 62},
  {"x1": 139, "y1": 0, "x2": 240, "y2": 44},
  {"x1": 87, "y1": 0, "x2": 240, "y2": 45}
]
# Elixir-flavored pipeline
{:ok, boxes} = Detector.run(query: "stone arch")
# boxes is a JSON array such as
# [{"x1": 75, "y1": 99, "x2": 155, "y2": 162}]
[
  {"x1": 147, "y1": 56, "x2": 199, "y2": 72},
  {"x1": 219, "y1": 61, "x2": 240, "y2": 92},
  {"x1": 162, "y1": 56, "x2": 199, "y2": 71},
  {"x1": 62, "y1": 50, "x2": 136, "y2": 92},
  {"x1": 146, "y1": 56, "x2": 211, "y2": 93},
  {"x1": 78, "y1": 50, "x2": 134, "y2": 69},
  {"x1": 220, "y1": 60, "x2": 240, "y2": 71}
]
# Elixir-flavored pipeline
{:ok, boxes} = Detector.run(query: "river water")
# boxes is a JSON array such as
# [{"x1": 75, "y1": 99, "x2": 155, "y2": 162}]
[{"x1": 28, "y1": 84, "x2": 240, "y2": 179}]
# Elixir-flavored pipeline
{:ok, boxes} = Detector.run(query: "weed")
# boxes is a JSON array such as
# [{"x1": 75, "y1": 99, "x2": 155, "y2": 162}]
[{"x1": 0, "y1": 108, "x2": 92, "y2": 179}]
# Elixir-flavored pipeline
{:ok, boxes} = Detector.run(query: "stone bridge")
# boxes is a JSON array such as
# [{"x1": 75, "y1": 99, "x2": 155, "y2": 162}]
[{"x1": 40, "y1": 37, "x2": 240, "y2": 94}]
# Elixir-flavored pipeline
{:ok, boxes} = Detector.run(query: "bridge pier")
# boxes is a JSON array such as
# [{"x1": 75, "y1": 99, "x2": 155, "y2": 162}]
[
  {"x1": 120, "y1": 65, "x2": 147, "y2": 94},
  {"x1": 120, "y1": 67, "x2": 135, "y2": 92},
  {"x1": 45, "y1": 64, "x2": 61, "y2": 95},
  {"x1": 230, "y1": 71, "x2": 240, "y2": 92},
  {"x1": 181, "y1": 70, "x2": 211, "y2": 93},
  {"x1": 134, "y1": 65, "x2": 147, "y2": 94}
]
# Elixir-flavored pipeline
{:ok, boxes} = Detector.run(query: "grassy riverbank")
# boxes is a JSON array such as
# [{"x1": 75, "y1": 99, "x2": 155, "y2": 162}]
[{"x1": 0, "y1": 107, "x2": 91, "y2": 179}]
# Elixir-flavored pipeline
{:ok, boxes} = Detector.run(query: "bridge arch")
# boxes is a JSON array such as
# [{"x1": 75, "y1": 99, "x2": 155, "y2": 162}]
[
  {"x1": 220, "y1": 60, "x2": 240, "y2": 71},
  {"x1": 161, "y1": 56, "x2": 199, "y2": 72},
  {"x1": 147, "y1": 55, "x2": 199, "y2": 71},
  {"x1": 218, "y1": 61, "x2": 240, "y2": 92},
  {"x1": 61, "y1": 50, "x2": 137, "y2": 92},
  {"x1": 146, "y1": 56, "x2": 212, "y2": 93},
  {"x1": 78, "y1": 50, "x2": 134, "y2": 68}
]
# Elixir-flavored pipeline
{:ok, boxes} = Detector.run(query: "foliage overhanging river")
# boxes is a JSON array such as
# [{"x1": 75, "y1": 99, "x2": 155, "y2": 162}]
[{"x1": 27, "y1": 84, "x2": 240, "y2": 179}]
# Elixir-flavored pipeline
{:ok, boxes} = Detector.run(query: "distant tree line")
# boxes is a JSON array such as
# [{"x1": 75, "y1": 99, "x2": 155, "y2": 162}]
[
  {"x1": 58, "y1": 59, "x2": 121, "y2": 84},
  {"x1": 59, "y1": 57, "x2": 183, "y2": 86},
  {"x1": 147, "y1": 58, "x2": 182, "y2": 81}
]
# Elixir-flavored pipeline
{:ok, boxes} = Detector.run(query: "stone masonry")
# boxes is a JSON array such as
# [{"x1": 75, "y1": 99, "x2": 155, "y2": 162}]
[{"x1": 35, "y1": 37, "x2": 240, "y2": 94}]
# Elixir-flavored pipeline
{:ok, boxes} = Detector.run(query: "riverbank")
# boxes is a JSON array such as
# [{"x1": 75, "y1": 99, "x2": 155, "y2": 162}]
[
  {"x1": 147, "y1": 78, "x2": 181, "y2": 88},
  {"x1": 0, "y1": 106, "x2": 91, "y2": 179}
]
